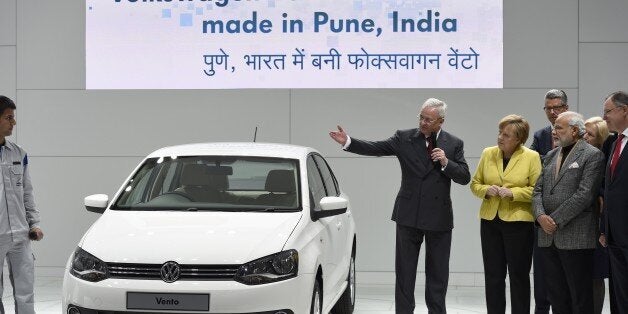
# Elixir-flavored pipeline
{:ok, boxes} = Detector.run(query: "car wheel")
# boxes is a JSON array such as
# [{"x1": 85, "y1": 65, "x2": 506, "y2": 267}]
[
  {"x1": 331, "y1": 251, "x2": 356, "y2": 314},
  {"x1": 311, "y1": 279, "x2": 322, "y2": 314}
]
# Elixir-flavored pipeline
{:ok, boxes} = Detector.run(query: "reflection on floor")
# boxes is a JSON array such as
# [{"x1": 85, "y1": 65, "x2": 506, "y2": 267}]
[{"x1": 0, "y1": 277, "x2": 613, "y2": 313}]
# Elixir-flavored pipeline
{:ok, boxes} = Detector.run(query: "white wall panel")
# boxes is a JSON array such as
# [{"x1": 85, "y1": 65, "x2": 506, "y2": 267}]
[
  {"x1": 579, "y1": 43, "x2": 628, "y2": 120},
  {"x1": 0, "y1": 47, "x2": 16, "y2": 100},
  {"x1": 17, "y1": 90, "x2": 290, "y2": 156},
  {"x1": 292, "y1": 89, "x2": 577, "y2": 159},
  {"x1": 0, "y1": 0, "x2": 16, "y2": 45},
  {"x1": 504, "y1": 0, "x2": 578, "y2": 88},
  {"x1": 28, "y1": 157, "x2": 143, "y2": 266},
  {"x1": 17, "y1": 0, "x2": 84, "y2": 89},
  {"x1": 580, "y1": 0, "x2": 628, "y2": 42}
]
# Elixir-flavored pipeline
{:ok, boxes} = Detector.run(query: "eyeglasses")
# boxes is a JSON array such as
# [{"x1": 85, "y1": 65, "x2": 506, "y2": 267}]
[
  {"x1": 543, "y1": 105, "x2": 567, "y2": 112},
  {"x1": 417, "y1": 115, "x2": 440, "y2": 124},
  {"x1": 603, "y1": 106, "x2": 624, "y2": 116}
]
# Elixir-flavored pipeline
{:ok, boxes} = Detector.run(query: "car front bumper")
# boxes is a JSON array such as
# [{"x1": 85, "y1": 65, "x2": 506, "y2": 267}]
[{"x1": 62, "y1": 271, "x2": 314, "y2": 313}]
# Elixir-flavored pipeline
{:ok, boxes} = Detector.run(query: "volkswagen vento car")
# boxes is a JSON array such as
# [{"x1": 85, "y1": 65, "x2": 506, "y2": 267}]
[{"x1": 62, "y1": 143, "x2": 356, "y2": 314}]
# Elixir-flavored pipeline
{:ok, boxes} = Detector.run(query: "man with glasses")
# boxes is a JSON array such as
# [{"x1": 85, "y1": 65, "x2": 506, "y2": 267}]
[
  {"x1": 529, "y1": 89, "x2": 568, "y2": 314},
  {"x1": 0, "y1": 96, "x2": 43, "y2": 314},
  {"x1": 601, "y1": 91, "x2": 628, "y2": 312},
  {"x1": 329, "y1": 98, "x2": 470, "y2": 314},
  {"x1": 531, "y1": 89, "x2": 569, "y2": 158}
]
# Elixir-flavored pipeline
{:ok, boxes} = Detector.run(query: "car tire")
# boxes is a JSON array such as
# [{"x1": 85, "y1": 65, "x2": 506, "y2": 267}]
[
  {"x1": 310, "y1": 278, "x2": 323, "y2": 314},
  {"x1": 331, "y1": 250, "x2": 356, "y2": 314}
]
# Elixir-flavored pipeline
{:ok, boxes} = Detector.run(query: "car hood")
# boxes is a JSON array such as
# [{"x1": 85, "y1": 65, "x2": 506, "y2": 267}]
[{"x1": 79, "y1": 210, "x2": 303, "y2": 265}]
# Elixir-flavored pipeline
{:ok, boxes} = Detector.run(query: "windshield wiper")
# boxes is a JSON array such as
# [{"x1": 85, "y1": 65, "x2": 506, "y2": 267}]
[{"x1": 248, "y1": 207, "x2": 296, "y2": 212}]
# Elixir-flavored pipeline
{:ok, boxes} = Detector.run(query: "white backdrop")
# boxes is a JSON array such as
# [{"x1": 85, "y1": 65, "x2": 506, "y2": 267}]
[{"x1": 86, "y1": 0, "x2": 502, "y2": 89}]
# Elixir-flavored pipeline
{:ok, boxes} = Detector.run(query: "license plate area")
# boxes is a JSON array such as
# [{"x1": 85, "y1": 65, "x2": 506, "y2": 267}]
[{"x1": 127, "y1": 292, "x2": 209, "y2": 311}]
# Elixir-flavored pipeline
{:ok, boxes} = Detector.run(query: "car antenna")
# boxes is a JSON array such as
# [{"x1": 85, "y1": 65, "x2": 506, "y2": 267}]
[{"x1": 253, "y1": 126, "x2": 258, "y2": 142}]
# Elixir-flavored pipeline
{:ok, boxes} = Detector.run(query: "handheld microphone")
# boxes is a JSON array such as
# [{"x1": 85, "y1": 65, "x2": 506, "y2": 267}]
[
  {"x1": 430, "y1": 133, "x2": 440, "y2": 167},
  {"x1": 430, "y1": 132, "x2": 438, "y2": 150}
]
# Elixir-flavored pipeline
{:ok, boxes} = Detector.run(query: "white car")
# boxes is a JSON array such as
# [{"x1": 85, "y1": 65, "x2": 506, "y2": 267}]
[{"x1": 62, "y1": 143, "x2": 356, "y2": 314}]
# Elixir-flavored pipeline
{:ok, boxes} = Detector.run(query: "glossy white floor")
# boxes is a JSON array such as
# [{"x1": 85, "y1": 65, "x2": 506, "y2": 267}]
[{"x1": 0, "y1": 276, "x2": 614, "y2": 313}]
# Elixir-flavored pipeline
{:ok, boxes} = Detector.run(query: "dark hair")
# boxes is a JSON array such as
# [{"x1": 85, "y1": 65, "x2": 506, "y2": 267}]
[
  {"x1": 607, "y1": 91, "x2": 628, "y2": 107},
  {"x1": 0, "y1": 96, "x2": 16, "y2": 116}
]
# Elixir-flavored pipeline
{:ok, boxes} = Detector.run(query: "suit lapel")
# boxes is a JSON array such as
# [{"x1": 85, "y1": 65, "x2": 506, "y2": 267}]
[
  {"x1": 411, "y1": 129, "x2": 431, "y2": 166},
  {"x1": 542, "y1": 126, "x2": 554, "y2": 153},
  {"x1": 436, "y1": 131, "x2": 448, "y2": 152},
  {"x1": 435, "y1": 130, "x2": 449, "y2": 169},
  {"x1": 553, "y1": 140, "x2": 584, "y2": 188}
]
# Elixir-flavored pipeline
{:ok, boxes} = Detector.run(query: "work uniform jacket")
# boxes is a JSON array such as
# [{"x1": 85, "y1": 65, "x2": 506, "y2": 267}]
[{"x1": 0, "y1": 140, "x2": 39, "y2": 242}]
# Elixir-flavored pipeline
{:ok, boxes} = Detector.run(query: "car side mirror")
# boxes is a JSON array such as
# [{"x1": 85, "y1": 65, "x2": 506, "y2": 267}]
[
  {"x1": 320, "y1": 196, "x2": 348, "y2": 211},
  {"x1": 312, "y1": 196, "x2": 348, "y2": 220},
  {"x1": 85, "y1": 194, "x2": 109, "y2": 214}
]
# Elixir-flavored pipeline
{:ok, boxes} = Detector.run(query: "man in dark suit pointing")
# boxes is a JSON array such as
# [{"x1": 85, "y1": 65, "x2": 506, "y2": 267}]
[{"x1": 329, "y1": 98, "x2": 470, "y2": 314}]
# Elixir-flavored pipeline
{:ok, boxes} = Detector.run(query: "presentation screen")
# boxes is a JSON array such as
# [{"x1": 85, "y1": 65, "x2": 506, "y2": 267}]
[{"x1": 86, "y1": 0, "x2": 503, "y2": 89}]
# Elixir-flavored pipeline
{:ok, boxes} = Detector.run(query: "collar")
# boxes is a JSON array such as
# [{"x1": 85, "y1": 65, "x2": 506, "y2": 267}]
[
  {"x1": 0, "y1": 140, "x2": 13, "y2": 151},
  {"x1": 561, "y1": 141, "x2": 576, "y2": 155},
  {"x1": 426, "y1": 129, "x2": 442, "y2": 140},
  {"x1": 500, "y1": 145, "x2": 524, "y2": 159}
]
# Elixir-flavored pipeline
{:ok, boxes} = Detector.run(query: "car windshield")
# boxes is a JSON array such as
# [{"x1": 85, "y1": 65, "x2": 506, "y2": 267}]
[{"x1": 112, "y1": 156, "x2": 300, "y2": 212}]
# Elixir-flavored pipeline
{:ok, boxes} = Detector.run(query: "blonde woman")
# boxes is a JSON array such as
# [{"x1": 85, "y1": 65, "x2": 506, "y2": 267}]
[
  {"x1": 584, "y1": 117, "x2": 610, "y2": 148},
  {"x1": 471, "y1": 115, "x2": 541, "y2": 314},
  {"x1": 584, "y1": 117, "x2": 616, "y2": 314}
]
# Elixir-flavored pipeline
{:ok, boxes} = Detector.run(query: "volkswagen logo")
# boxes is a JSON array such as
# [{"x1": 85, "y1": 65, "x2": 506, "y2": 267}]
[{"x1": 160, "y1": 261, "x2": 181, "y2": 283}]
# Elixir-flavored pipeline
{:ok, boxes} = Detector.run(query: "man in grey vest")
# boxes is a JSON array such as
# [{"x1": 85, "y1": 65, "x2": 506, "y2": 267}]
[{"x1": 0, "y1": 96, "x2": 43, "y2": 314}]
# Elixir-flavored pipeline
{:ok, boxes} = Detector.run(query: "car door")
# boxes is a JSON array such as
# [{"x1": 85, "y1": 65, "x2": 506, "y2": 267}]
[
  {"x1": 306, "y1": 155, "x2": 338, "y2": 301},
  {"x1": 312, "y1": 154, "x2": 350, "y2": 293}
]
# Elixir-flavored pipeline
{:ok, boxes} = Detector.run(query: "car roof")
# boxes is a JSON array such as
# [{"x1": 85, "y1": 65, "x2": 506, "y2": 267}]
[{"x1": 147, "y1": 142, "x2": 318, "y2": 160}]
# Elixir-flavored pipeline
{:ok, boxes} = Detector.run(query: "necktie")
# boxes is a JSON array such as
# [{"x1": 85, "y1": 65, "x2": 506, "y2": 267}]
[
  {"x1": 426, "y1": 137, "x2": 433, "y2": 155},
  {"x1": 610, "y1": 134, "x2": 625, "y2": 178}
]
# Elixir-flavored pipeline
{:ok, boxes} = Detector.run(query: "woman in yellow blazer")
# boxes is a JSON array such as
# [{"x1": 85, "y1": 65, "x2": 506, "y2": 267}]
[{"x1": 471, "y1": 114, "x2": 542, "y2": 314}]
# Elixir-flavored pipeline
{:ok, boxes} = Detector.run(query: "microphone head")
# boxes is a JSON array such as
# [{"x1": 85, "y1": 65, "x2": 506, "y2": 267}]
[{"x1": 431, "y1": 132, "x2": 438, "y2": 148}]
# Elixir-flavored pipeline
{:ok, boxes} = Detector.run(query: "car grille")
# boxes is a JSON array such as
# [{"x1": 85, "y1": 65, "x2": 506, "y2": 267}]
[{"x1": 106, "y1": 263, "x2": 240, "y2": 281}]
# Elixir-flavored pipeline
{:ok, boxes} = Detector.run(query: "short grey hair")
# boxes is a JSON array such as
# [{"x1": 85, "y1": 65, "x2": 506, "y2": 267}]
[
  {"x1": 421, "y1": 98, "x2": 447, "y2": 118},
  {"x1": 545, "y1": 89, "x2": 568, "y2": 106},
  {"x1": 557, "y1": 111, "x2": 586, "y2": 137},
  {"x1": 606, "y1": 91, "x2": 628, "y2": 107}
]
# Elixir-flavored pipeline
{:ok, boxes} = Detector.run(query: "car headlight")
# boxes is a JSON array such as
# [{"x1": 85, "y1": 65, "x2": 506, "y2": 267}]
[
  {"x1": 70, "y1": 247, "x2": 109, "y2": 282},
  {"x1": 234, "y1": 250, "x2": 298, "y2": 285}
]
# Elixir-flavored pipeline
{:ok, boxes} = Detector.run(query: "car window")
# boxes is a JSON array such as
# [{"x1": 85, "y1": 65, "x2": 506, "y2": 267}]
[
  {"x1": 307, "y1": 155, "x2": 326, "y2": 211},
  {"x1": 161, "y1": 161, "x2": 181, "y2": 193},
  {"x1": 313, "y1": 154, "x2": 339, "y2": 196},
  {"x1": 113, "y1": 156, "x2": 300, "y2": 212}
]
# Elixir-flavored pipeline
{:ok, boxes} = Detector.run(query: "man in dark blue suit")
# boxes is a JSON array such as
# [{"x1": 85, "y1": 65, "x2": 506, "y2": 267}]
[
  {"x1": 529, "y1": 89, "x2": 569, "y2": 314},
  {"x1": 531, "y1": 90, "x2": 569, "y2": 157},
  {"x1": 602, "y1": 91, "x2": 628, "y2": 312},
  {"x1": 330, "y1": 98, "x2": 470, "y2": 314}
]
